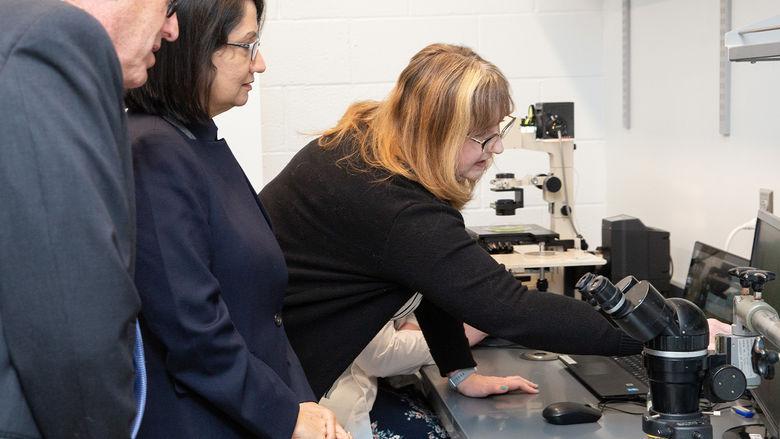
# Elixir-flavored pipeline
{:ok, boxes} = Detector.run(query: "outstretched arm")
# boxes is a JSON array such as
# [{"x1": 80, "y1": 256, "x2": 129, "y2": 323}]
[{"x1": 382, "y1": 202, "x2": 641, "y2": 359}]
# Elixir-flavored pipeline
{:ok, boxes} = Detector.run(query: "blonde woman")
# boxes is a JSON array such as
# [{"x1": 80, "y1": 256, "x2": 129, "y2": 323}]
[{"x1": 259, "y1": 43, "x2": 642, "y2": 413}]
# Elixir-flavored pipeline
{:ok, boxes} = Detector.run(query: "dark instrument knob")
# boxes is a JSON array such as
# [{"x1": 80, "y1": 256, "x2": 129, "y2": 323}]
[
  {"x1": 703, "y1": 364, "x2": 747, "y2": 402},
  {"x1": 752, "y1": 337, "x2": 779, "y2": 380},
  {"x1": 728, "y1": 266, "x2": 755, "y2": 289},
  {"x1": 743, "y1": 269, "x2": 776, "y2": 293}
]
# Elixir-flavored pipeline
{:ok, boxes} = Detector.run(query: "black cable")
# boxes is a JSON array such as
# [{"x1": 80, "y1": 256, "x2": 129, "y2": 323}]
[
  {"x1": 596, "y1": 400, "x2": 646, "y2": 416},
  {"x1": 556, "y1": 132, "x2": 581, "y2": 239}
]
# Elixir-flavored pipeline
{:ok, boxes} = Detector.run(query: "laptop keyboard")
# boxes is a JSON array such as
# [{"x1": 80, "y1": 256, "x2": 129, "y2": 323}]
[{"x1": 612, "y1": 354, "x2": 649, "y2": 387}]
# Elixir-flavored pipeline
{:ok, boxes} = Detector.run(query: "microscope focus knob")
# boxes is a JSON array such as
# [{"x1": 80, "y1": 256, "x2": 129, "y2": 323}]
[
  {"x1": 545, "y1": 176, "x2": 562, "y2": 193},
  {"x1": 703, "y1": 364, "x2": 746, "y2": 403},
  {"x1": 752, "y1": 337, "x2": 780, "y2": 380}
]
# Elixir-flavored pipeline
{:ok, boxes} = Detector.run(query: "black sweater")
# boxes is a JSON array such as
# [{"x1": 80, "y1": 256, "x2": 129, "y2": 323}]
[{"x1": 260, "y1": 138, "x2": 641, "y2": 397}]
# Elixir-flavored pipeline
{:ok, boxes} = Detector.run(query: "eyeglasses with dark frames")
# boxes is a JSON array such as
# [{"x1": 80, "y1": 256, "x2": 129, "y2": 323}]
[
  {"x1": 166, "y1": 0, "x2": 178, "y2": 18},
  {"x1": 225, "y1": 36, "x2": 261, "y2": 62},
  {"x1": 468, "y1": 115, "x2": 516, "y2": 151}
]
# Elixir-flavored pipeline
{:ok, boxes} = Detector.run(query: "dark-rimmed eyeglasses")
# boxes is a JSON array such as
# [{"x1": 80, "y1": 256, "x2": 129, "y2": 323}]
[
  {"x1": 467, "y1": 115, "x2": 516, "y2": 151},
  {"x1": 166, "y1": 0, "x2": 178, "y2": 18},
  {"x1": 225, "y1": 36, "x2": 261, "y2": 62}
]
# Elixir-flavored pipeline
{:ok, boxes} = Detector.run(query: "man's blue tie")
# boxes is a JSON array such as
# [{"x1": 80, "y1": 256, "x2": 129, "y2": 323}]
[{"x1": 130, "y1": 320, "x2": 147, "y2": 438}]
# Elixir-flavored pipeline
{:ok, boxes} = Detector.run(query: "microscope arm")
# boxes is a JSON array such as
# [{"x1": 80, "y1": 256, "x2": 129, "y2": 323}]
[
  {"x1": 734, "y1": 296, "x2": 780, "y2": 348},
  {"x1": 491, "y1": 119, "x2": 578, "y2": 242},
  {"x1": 500, "y1": 123, "x2": 573, "y2": 169},
  {"x1": 753, "y1": 309, "x2": 780, "y2": 348},
  {"x1": 490, "y1": 174, "x2": 560, "y2": 193}
]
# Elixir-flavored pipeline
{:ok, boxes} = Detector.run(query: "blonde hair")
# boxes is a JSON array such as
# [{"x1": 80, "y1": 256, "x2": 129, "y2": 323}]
[{"x1": 319, "y1": 43, "x2": 513, "y2": 210}]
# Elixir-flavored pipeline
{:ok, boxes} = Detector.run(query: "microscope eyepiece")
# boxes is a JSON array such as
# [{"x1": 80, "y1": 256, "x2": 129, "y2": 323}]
[
  {"x1": 615, "y1": 275, "x2": 639, "y2": 293},
  {"x1": 575, "y1": 272, "x2": 596, "y2": 294},
  {"x1": 586, "y1": 276, "x2": 626, "y2": 315}
]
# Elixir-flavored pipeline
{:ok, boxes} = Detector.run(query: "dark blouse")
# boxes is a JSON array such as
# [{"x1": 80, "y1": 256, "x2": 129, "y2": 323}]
[{"x1": 260, "y1": 137, "x2": 641, "y2": 398}]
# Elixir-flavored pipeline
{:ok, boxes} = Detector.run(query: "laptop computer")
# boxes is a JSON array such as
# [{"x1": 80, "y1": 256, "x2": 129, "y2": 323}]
[
  {"x1": 559, "y1": 352, "x2": 649, "y2": 400},
  {"x1": 559, "y1": 242, "x2": 747, "y2": 401},
  {"x1": 682, "y1": 241, "x2": 748, "y2": 324}
]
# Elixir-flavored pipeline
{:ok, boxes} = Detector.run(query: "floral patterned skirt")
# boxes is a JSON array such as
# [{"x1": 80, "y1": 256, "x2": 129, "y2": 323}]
[{"x1": 369, "y1": 379, "x2": 449, "y2": 439}]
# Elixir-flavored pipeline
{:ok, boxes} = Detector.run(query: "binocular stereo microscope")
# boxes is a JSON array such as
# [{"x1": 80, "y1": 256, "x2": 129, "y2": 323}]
[{"x1": 575, "y1": 267, "x2": 779, "y2": 439}]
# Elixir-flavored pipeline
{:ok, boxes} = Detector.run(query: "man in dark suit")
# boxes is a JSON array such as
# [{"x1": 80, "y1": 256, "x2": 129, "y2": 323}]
[{"x1": 0, "y1": 0, "x2": 177, "y2": 437}]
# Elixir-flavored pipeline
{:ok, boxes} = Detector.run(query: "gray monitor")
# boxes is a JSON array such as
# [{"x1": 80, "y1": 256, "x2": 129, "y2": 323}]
[{"x1": 749, "y1": 209, "x2": 780, "y2": 439}]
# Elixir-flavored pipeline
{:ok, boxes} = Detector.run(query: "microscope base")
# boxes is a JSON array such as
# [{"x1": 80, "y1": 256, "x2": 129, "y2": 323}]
[{"x1": 642, "y1": 412, "x2": 712, "y2": 439}]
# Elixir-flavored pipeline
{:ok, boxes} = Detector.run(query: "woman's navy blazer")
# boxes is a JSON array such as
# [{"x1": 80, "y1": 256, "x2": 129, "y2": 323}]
[{"x1": 129, "y1": 113, "x2": 314, "y2": 439}]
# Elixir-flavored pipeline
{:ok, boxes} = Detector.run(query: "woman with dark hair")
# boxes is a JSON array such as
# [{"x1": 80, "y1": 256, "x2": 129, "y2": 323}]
[
  {"x1": 258, "y1": 43, "x2": 645, "y2": 403},
  {"x1": 124, "y1": 1, "x2": 349, "y2": 438}
]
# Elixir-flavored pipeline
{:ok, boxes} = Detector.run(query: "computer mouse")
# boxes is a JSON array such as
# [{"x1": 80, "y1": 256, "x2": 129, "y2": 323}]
[{"x1": 542, "y1": 401, "x2": 602, "y2": 425}]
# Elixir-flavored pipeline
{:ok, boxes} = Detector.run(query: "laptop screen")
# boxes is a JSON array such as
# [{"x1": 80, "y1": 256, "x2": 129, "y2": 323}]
[{"x1": 682, "y1": 241, "x2": 748, "y2": 323}]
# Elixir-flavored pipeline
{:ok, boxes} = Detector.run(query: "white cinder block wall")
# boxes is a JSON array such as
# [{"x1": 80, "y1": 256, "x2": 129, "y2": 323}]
[
  {"x1": 602, "y1": 0, "x2": 780, "y2": 286},
  {"x1": 220, "y1": 0, "x2": 780, "y2": 288},
  {"x1": 249, "y1": 0, "x2": 610, "y2": 248}
]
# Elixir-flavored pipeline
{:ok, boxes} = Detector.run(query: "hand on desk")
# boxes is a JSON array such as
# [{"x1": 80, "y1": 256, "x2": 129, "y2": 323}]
[
  {"x1": 456, "y1": 373, "x2": 539, "y2": 398},
  {"x1": 453, "y1": 324, "x2": 535, "y2": 398}
]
